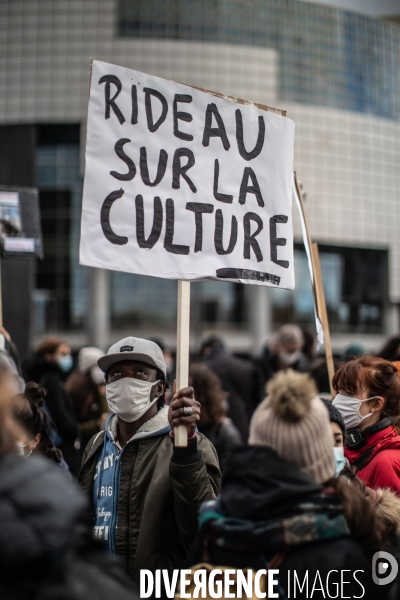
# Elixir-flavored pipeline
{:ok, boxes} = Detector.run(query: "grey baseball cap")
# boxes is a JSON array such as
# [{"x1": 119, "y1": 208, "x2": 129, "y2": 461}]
[{"x1": 98, "y1": 336, "x2": 166, "y2": 376}]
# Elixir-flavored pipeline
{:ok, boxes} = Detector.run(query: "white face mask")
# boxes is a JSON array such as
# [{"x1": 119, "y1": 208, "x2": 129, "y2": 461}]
[
  {"x1": 16, "y1": 441, "x2": 34, "y2": 458},
  {"x1": 333, "y1": 446, "x2": 346, "y2": 476},
  {"x1": 280, "y1": 350, "x2": 301, "y2": 366},
  {"x1": 106, "y1": 377, "x2": 161, "y2": 422},
  {"x1": 332, "y1": 393, "x2": 376, "y2": 430}
]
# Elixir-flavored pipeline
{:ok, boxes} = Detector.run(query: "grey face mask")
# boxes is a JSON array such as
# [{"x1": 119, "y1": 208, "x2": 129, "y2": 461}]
[{"x1": 332, "y1": 393, "x2": 375, "y2": 429}]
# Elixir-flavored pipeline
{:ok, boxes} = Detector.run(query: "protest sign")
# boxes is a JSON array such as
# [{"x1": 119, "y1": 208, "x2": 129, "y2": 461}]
[
  {"x1": 80, "y1": 60, "x2": 295, "y2": 444},
  {"x1": 0, "y1": 186, "x2": 43, "y2": 328},
  {"x1": 0, "y1": 187, "x2": 42, "y2": 260},
  {"x1": 80, "y1": 60, "x2": 295, "y2": 289}
]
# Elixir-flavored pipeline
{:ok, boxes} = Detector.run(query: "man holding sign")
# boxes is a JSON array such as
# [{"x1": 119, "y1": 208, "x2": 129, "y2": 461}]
[
  {"x1": 79, "y1": 59, "x2": 295, "y2": 580},
  {"x1": 79, "y1": 337, "x2": 221, "y2": 581}
]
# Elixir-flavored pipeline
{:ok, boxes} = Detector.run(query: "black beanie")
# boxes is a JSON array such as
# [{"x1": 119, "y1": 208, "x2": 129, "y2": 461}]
[{"x1": 320, "y1": 397, "x2": 346, "y2": 436}]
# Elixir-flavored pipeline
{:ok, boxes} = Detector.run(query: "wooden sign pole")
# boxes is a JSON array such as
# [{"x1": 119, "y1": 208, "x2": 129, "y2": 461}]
[
  {"x1": 294, "y1": 173, "x2": 334, "y2": 397},
  {"x1": 311, "y1": 243, "x2": 335, "y2": 396},
  {"x1": 174, "y1": 280, "x2": 190, "y2": 447}
]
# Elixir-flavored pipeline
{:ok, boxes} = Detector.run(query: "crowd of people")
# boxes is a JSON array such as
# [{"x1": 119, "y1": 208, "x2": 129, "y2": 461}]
[{"x1": 1, "y1": 324, "x2": 400, "y2": 598}]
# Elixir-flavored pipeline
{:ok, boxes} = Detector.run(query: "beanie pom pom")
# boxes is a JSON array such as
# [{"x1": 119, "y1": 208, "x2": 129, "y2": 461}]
[{"x1": 266, "y1": 370, "x2": 317, "y2": 422}]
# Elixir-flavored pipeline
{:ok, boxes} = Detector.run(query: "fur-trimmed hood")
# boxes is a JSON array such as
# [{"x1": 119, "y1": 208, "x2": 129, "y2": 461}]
[{"x1": 367, "y1": 487, "x2": 400, "y2": 536}]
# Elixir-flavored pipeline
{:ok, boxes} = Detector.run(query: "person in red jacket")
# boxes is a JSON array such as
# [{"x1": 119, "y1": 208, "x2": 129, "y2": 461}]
[{"x1": 332, "y1": 356, "x2": 400, "y2": 494}]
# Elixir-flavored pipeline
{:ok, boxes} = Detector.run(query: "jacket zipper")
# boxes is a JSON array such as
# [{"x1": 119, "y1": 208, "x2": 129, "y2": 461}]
[
  {"x1": 110, "y1": 446, "x2": 121, "y2": 554},
  {"x1": 126, "y1": 442, "x2": 138, "y2": 573}
]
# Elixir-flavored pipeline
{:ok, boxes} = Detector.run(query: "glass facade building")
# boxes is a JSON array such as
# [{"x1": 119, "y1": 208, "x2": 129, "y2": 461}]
[{"x1": 0, "y1": 0, "x2": 399, "y2": 352}]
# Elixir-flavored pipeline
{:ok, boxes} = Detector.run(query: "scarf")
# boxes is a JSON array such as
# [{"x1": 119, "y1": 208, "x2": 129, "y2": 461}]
[{"x1": 199, "y1": 488, "x2": 349, "y2": 554}]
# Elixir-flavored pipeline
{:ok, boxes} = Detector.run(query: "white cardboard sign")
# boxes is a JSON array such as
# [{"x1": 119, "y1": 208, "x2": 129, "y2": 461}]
[{"x1": 80, "y1": 60, "x2": 295, "y2": 289}]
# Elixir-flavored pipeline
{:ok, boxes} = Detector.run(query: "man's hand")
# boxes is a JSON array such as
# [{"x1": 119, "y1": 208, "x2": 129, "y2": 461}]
[{"x1": 168, "y1": 386, "x2": 200, "y2": 439}]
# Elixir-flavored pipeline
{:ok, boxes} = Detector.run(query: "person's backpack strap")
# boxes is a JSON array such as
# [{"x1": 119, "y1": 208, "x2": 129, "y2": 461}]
[{"x1": 351, "y1": 446, "x2": 374, "y2": 472}]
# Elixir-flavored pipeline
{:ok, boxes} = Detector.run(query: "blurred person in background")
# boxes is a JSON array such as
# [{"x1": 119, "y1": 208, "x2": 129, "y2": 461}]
[
  {"x1": 23, "y1": 336, "x2": 80, "y2": 475},
  {"x1": 254, "y1": 324, "x2": 310, "y2": 403},
  {"x1": 189, "y1": 363, "x2": 242, "y2": 473},
  {"x1": 200, "y1": 336, "x2": 255, "y2": 441},
  {"x1": 339, "y1": 343, "x2": 367, "y2": 364},
  {"x1": 320, "y1": 397, "x2": 347, "y2": 476},
  {"x1": 378, "y1": 334, "x2": 400, "y2": 362},
  {"x1": 0, "y1": 356, "x2": 139, "y2": 600},
  {"x1": 0, "y1": 326, "x2": 24, "y2": 383},
  {"x1": 309, "y1": 356, "x2": 337, "y2": 395},
  {"x1": 149, "y1": 338, "x2": 175, "y2": 400},
  {"x1": 300, "y1": 326, "x2": 316, "y2": 362},
  {"x1": 333, "y1": 356, "x2": 400, "y2": 494},
  {"x1": 189, "y1": 370, "x2": 383, "y2": 599},
  {"x1": 11, "y1": 381, "x2": 70, "y2": 472},
  {"x1": 65, "y1": 346, "x2": 109, "y2": 452}
]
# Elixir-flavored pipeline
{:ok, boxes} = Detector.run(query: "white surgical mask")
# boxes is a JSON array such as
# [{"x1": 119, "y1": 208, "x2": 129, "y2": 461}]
[
  {"x1": 106, "y1": 377, "x2": 161, "y2": 422},
  {"x1": 332, "y1": 393, "x2": 376, "y2": 429},
  {"x1": 16, "y1": 441, "x2": 34, "y2": 458},
  {"x1": 280, "y1": 350, "x2": 301, "y2": 366},
  {"x1": 333, "y1": 446, "x2": 346, "y2": 476}
]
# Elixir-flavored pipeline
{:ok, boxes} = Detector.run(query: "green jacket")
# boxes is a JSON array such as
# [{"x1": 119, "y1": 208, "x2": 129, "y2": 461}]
[{"x1": 78, "y1": 416, "x2": 221, "y2": 581}]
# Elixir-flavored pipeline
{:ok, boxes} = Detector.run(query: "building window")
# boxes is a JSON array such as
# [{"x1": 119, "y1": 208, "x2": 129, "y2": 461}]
[
  {"x1": 34, "y1": 124, "x2": 83, "y2": 332},
  {"x1": 270, "y1": 244, "x2": 388, "y2": 334}
]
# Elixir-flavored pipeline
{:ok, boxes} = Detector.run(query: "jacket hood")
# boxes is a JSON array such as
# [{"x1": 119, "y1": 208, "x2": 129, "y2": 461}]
[
  {"x1": 367, "y1": 486, "x2": 400, "y2": 536},
  {"x1": 107, "y1": 405, "x2": 171, "y2": 444},
  {"x1": 346, "y1": 425, "x2": 400, "y2": 466},
  {"x1": 23, "y1": 355, "x2": 64, "y2": 383},
  {"x1": 220, "y1": 445, "x2": 322, "y2": 520},
  {"x1": 0, "y1": 454, "x2": 86, "y2": 575}
]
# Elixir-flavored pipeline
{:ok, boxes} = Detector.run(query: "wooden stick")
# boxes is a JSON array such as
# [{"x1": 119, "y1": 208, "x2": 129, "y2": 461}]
[
  {"x1": 174, "y1": 280, "x2": 190, "y2": 447},
  {"x1": 311, "y1": 243, "x2": 335, "y2": 397}
]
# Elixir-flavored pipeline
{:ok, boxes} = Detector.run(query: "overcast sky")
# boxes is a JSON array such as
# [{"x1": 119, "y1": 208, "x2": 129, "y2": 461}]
[{"x1": 298, "y1": 0, "x2": 400, "y2": 17}]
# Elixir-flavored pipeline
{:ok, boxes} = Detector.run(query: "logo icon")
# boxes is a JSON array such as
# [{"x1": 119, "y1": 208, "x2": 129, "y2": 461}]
[
  {"x1": 120, "y1": 345, "x2": 134, "y2": 352},
  {"x1": 372, "y1": 551, "x2": 398, "y2": 585}
]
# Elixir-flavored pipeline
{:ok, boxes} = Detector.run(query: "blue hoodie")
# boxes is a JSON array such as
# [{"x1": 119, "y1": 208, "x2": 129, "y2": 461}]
[{"x1": 92, "y1": 407, "x2": 171, "y2": 553}]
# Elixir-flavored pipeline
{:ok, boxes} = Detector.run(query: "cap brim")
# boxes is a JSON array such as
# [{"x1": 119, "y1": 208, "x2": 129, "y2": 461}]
[{"x1": 98, "y1": 352, "x2": 159, "y2": 373}]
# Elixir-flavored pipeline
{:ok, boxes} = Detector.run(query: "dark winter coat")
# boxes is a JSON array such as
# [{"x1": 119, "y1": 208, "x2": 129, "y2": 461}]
[
  {"x1": 190, "y1": 445, "x2": 381, "y2": 599},
  {"x1": 79, "y1": 419, "x2": 222, "y2": 582},
  {"x1": 205, "y1": 349, "x2": 256, "y2": 440},
  {"x1": 65, "y1": 369, "x2": 108, "y2": 452},
  {"x1": 199, "y1": 417, "x2": 242, "y2": 473},
  {"x1": 0, "y1": 454, "x2": 139, "y2": 600},
  {"x1": 346, "y1": 424, "x2": 400, "y2": 494},
  {"x1": 23, "y1": 356, "x2": 80, "y2": 475}
]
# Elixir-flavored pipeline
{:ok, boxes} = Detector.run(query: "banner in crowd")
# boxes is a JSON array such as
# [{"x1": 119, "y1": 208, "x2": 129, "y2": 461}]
[
  {"x1": 0, "y1": 187, "x2": 42, "y2": 259},
  {"x1": 80, "y1": 60, "x2": 295, "y2": 289}
]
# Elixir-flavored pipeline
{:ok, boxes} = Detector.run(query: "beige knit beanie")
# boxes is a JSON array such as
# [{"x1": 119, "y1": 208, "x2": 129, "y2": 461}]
[{"x1": 249, "y1": 369, "x2": 335, "y2": 484}]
